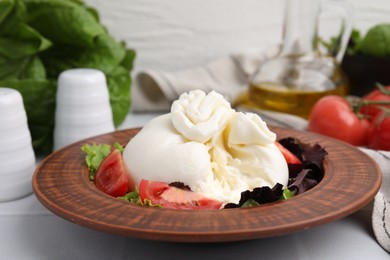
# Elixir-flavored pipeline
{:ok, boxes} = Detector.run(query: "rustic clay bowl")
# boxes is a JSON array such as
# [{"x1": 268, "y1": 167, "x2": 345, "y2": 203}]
[{"x1": 32, "y1": 127, "x2": 381, "y2": 243}]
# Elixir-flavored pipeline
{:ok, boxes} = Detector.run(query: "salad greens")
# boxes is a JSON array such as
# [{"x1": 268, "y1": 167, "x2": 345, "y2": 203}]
[
  {"x1": 119, "y1": 186, "x2": 162, "y2": 208},
  {"x1": 0, "y1": 0, "x2": 136, "y2": 154},
  {"x1": 82, "y1": 137, "x2": 327, "y2": 209},
  {"x1": 225, "y1": 137, "x2": 327, "y2": 209},
  {"x1": 323, "y1": 24, "x2": 390, "y2": 57},
  {"x1": 81, "y1": 142, "x2": 162, "y2": 207},
  {"x1": 226, "y1": 185, "x2": 297, "y2": 208},
  {"x1": 81, "y1": 144, "x2": 111, "y2": 181},
  {"x1": 81, "y1": 142, "x2": 124, "y2": 181}
]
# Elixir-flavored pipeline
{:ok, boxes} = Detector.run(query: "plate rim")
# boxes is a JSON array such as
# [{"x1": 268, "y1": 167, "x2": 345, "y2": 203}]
[{"x1": 32, "y1": 127, "x2": 382, "y2": 243}]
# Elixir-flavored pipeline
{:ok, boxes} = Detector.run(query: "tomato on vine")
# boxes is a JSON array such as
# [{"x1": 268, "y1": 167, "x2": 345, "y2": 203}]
[
  {"x1": 360, "y1": 83, "x2": 390, "y2": 119},
  {"x1": 308, "y1": 83, "x2": 390, "y2": 150},
  {"x1": 307, "y1": 95, "x2": 370, "y2": 146},
  {"x1": 367, "y1": 108, "x2": 390, "y2": 151}
]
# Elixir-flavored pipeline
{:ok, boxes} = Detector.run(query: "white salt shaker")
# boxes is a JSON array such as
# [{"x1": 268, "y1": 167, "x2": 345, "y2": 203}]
[
  {"x1": 53, "y1": 69, "x2": 115, "y2": 150},
  {"x1": 0, "y1": 88, "x2": 36, "y2": 202}
]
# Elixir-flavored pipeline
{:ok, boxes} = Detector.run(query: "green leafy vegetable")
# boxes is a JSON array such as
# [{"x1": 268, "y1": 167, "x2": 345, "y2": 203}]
[
  {"x1": 321, "y1": 28, "x2": 361, "y2": 57},
  {"x1": 241, "y1": 199, "x2": 259, "y2": 208},
  {"x1": 323, "y1": 24, "x2": 390, "y2": 58},
  {"x1": 224, "y1": 137, "x2": 326, "y2": 209},
  {"x1": 81, "y1": 142, "x2": 125, "y2": 180},
  {"x1": 113, "y1": 142, "x2": 125, "y2": 153},
  {"x1": 288, "y1": 169, "x2": 317, "y2": 195},
  {"x1": 359, "y1": 24, "x2": 390, "y2": 56},
  {"x1": 224, "y1": 184, "x2": 284, "y2": 208},
  {"x1": 119, "y1": 186, "x2": 163, "y2": 208},
  {"x1": 346, "y1": 29, "x2": 363, "y2": 56},
  {"x1": 0, "y1": 0, "x2": 135, "y2": 154},
  {"x1": 81, "y1": 144, "x2": 111, "y2": 181},
  {"x1": 282, "y1": 188, "x2": 296, "y2": 200},
  {"x1": 118, "y1": 186, "x2": 142, "y2": 204}
]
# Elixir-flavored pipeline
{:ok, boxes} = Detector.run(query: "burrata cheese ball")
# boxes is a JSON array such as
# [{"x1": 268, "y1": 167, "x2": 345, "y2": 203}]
[{"x1": 123, "y1": 90, "x2": 289, "y2": 204}]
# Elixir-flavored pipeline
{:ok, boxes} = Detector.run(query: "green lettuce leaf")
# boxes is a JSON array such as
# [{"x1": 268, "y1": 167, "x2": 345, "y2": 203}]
[
  {"x1": 24, "y1": 0, "x2": 105, "y2": 48},
  {"x1": 113, "y1": 142, "x2": 125, "y2": 153},
  {"x1": 282, "y1": 188, "x2": 296, "y2": 200},
  {"x1": 241, "y1": 199, "x2": 259, "y2": 207},
  {"x1": 0, "y1": 55, "x2": 46, "y2": 79},
  {"x1": 119, "y1": 186, "x2": 163, "y2": 208},
  {"x1": 107, "y1": 65, "x2": 132, "y2": 126},
  {"x1": 40, "y1": 34, "x2": 126, "y2": 76},
  {"x1": 0, "y1": 0, "x2": 15, "y2": 27},
  {"x1": 0, "y1": 0, "x2": 26, "y2": 34},
  {"x1": 81, "y1": 143, "x2": 111, "y2": 181}
]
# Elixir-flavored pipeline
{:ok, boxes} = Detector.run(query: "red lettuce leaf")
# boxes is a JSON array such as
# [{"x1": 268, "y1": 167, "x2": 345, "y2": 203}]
[
  {"x1": 224, "y1": 137, "x2": 327, "y2": 208},
  {"x1": 224, "y1": 183, "x2": 283, "y2": 208},
  {"x1": 288, "y1": 169, "x2": 318, "y2": 195}
]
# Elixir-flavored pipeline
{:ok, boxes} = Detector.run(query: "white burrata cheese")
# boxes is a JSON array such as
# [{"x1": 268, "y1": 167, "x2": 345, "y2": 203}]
[
  {"x1": 123, "y1": 114, "x2": 212, "y2": 189},
  {"x1": 123, "y1": 90, "x2": 289, "y2": 204}
]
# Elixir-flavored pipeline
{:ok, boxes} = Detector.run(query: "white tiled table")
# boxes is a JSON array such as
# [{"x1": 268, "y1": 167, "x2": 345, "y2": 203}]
[{"x1": 0, "y1": 113, "x2": 388, "y2": 259}]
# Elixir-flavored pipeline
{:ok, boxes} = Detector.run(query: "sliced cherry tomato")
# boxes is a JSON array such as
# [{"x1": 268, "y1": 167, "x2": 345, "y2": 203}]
[
  {"x1": 275, "y1": 141, "x2": 301, "y2": 164},
  {"x1": 360, "y1": 84, "x2": 390, "y2": 119},
  {"x1": 139, "y1": 179, "x2": 223, "y2": 210},
  {"x1": 308, "y1": 95, "x2": 370, "y2": 146},
  {"x1": 367, "y1": 110, "x2": 390, "y2": 151},
  {"x1": 95, "y1": 149, "x2": 134, "y2": 197}
]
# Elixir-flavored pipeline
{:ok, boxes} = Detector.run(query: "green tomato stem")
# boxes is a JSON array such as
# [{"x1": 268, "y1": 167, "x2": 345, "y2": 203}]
[
  {"x1": 355, "y1": 100, "x2": 390, "y2": 114},
  {"x1": 347, "y1": 97, "x2": 390, "y2": 119},
  {"x1": 374, "y1": 107, "x2": 390, "y2": 125},
  {"x1": 376, "y1": 82, "x2": 390, "y2": 96}
]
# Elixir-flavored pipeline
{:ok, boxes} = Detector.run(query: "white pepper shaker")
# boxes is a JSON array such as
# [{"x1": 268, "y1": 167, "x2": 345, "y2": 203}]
[
  {"x1": 0, "y1": 88, "x2": 36, "y2": 202},
  {"x1": 53, "y1": 68, "x2": 115, "y2": 150}
]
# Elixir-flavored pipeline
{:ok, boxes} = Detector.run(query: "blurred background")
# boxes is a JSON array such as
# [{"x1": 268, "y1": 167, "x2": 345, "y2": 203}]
[
  {"x1": 84, "y1": 0, "x2": 390, "y2": 74},
  {"x1": 3, "y1": 0, "x2": 390, "y2": 153}
]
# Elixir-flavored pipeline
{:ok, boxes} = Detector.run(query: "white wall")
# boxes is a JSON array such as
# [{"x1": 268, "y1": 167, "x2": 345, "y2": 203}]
[{"x1": 84, "y1": 0, "x2": 390, "y2": 74}]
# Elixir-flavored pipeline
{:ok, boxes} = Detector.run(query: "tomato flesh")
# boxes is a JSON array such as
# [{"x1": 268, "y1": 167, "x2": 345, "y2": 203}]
[
  {"x1": 275, "y1": 141, "x2": 301, "y2": 165},
  {"x1": 139, "y1": 179, "x2": 223, "y2": 210},
  {"x1": 94, "y1": 149, "x2": 132, "y2": 197}
]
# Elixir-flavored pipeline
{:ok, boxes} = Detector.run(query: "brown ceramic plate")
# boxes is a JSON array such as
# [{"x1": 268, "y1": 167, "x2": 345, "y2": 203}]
[{"x1": 32, "y1": 127, "x2": 381, "y2": 243}]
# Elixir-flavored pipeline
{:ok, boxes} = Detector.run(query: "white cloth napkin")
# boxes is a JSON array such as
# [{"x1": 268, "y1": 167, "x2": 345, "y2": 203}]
[
  {"x1": 133, "y1": 48, "x2": 390, "y2": 252},
  {"x1": 132, "y1": 46, "x2": 279, "y2": 112}
]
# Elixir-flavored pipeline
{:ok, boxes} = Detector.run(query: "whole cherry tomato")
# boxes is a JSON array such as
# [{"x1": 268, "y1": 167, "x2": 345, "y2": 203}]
[
  {"x1": 360, "y1": 84, "x2": 390, "y2": 119},
  {"x1": 308, "y1": 95, "x2": 370, "y2": 146},
  {"x1": 367, "y1": 110, "x2": 390, "y2": 151}
]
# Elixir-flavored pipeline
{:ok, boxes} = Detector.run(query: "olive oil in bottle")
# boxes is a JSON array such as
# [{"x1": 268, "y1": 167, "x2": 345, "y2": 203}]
[
  {"x1": 245, "y1": 57, "x2": 349, "y2": 118},
  {"x1": 238, "y1": 0, "x2": 352, "y2": 118}
]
